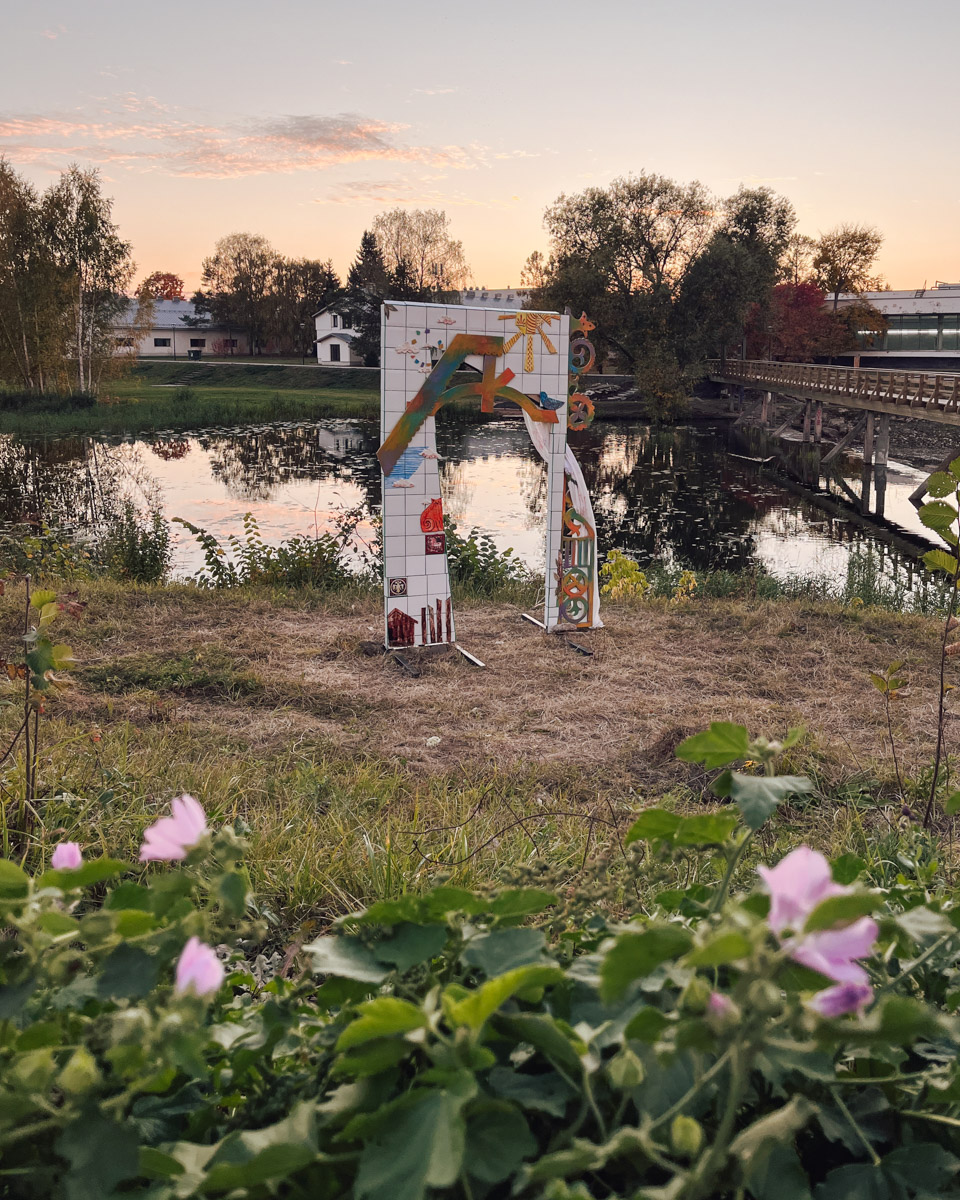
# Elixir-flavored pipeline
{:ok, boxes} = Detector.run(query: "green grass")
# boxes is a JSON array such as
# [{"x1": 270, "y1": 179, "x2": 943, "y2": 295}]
[{"x1": 129, "y1": 359, "x2": 380, "y2": 390}]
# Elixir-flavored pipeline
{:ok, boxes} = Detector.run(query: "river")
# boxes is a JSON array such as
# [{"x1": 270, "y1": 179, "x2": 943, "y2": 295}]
[{"x1": 0, "y1": 415, "x2": 942, "y2": 593}]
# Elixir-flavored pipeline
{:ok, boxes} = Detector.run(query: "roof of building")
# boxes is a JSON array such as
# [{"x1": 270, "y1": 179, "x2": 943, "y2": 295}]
[
  {"x1": 833, "y1": 283, "x2": 960, "y2": 316},
  {"x1": 116, "y1": 298, "x2": 204, "y2": 328},
  {"x1": 316, "y1": 329, "x2": 357, "y2": 343}
]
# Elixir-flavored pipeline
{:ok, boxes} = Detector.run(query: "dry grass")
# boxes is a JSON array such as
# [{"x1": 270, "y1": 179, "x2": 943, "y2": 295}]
[{"x1": 0, "y1": 580, "x2": 951, "y2": 922}]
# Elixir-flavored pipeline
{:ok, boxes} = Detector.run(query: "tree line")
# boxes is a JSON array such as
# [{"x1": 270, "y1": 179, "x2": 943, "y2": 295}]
[
  {"x1": 0, "y1": 156, "x2": 885, "y2": 397},
  {"x1": 520, "y1": 172, "x2": 885, "y2": 410}
]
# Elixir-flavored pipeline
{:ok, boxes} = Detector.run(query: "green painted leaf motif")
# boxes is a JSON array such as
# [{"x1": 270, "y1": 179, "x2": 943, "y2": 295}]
[
  {"x1": 923, "y1": 548, "x2": 959, "y2": 576},
  {"x1": 920, "y1": 499, "x2": 958, "y2": 533},
  {"x1": 355, "y1": 1089, "x2": 466, "y2": 1200},
  {"x1": 725, "y1": 773, "x2": 813, "y2": 831},
  {"x1": 625, "y1": 809, "x2": 682, "y2": 845},
  {"x1": 336, "y1": 997, "x2": 428, "y2": 1051},
  {"x1": 600, "y1": 926, "x2": 694, "y2": 1003},
  {"x1": 673, "y1": 812, "x2": 739, "y2": 846},
  {"x1": 804, "y1": 892, "x2": 881, "y2": 933},
  {"x1": 0, "y1": 858, "x2": 29, "y2": 899},
  {"x1": 676, "y1": 721, "x2": 751, "y2": 768},
  {"x1": 686, "y1": 930, "x2": 751, "y2": 966},
  {"x1": 927, "y1": 471, "x2": 957, "y2": 498}
]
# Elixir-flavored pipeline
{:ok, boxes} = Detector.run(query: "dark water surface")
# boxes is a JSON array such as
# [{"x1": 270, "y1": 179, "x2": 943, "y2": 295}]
[{"x1": 0, "y1": 416, "x2": 939, "y2": 587}]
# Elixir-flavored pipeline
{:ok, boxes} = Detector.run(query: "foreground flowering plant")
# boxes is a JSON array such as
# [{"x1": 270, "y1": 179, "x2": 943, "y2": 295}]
[{"x1": 0, "y1": 729, "x2": 957, "y2": 1200}]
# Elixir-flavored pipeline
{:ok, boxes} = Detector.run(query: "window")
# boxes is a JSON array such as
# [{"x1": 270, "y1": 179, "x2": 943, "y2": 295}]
[
  {"x1": 189, "y1": 338, "x2": 206, "y2": 348},
  {"x1": 332, "y1": 314, "x2": 339, "y2": 328},
  {"x1": 329, "y1": 343, "x2": 341, "y2": 362},
  {"x1": 224, "y1": 339, "x2": 238, "y2": 349},
  {"x1": 942, "y1": 316, "x2": 960, "y2": 352},
  {"x1": 919, "y1": 316, "x2": 939, "y2": 351},
  {"x1": 154, "y1": 338, "x2": 171, "y2": 347},
  {"x1": 116, "y1": 337, "x2": 134, "y2": 347},
  {"x1": 898, "y1": 316, "x2": 922, "y2": 352}
]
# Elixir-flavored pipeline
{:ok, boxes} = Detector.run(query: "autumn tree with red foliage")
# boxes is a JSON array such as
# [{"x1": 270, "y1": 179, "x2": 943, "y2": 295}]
[
  {"x1": 138, "y1": 271, "x2": 186, "y2": 301},
  {"x1": 746, "y1": 283, "x2": 886, "y2": 362}
]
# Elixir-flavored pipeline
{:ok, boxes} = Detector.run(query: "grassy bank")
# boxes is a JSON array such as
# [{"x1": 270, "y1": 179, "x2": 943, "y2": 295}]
[{"x1": 1, "y1": 577, "x2": 950, "y2": 929}]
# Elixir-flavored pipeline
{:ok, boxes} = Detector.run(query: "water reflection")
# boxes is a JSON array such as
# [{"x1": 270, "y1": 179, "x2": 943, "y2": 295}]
[{"x1": 0, "y1": 417, "x2": 939, "y2": 585}]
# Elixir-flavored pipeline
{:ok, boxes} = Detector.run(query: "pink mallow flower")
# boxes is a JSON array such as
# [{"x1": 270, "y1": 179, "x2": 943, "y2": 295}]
[
  {"x1": 140, "y1": 795, "x2": 207, "y2": 862},
  {"x1": 809, "y1": 982, "x2": 874, "y2": 1018},
  {"x1": 174, "y1": 937, "x2": 225, "y2": 998},
  {"x1": 758, "y1": 846, "x2": 878, "y2": 1011},
  {"x1": 50, "y1": 842, "x2": 82, "y2": 870}
]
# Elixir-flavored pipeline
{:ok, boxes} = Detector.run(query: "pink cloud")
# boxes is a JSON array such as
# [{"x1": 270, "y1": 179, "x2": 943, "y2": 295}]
[{"x1": 0, "y1": 100, "x2": 479, "y2": 179}]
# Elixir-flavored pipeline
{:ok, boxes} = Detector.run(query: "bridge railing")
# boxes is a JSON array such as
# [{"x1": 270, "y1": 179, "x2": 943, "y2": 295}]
[{"x1": 707, "y1": 358, "x2": 960, "y2": 414}]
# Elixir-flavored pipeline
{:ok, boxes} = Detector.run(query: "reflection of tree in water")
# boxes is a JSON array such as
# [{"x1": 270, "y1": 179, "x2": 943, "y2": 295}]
[
  {"x1": 0, "y1": 436, "x2": 159, "y2": 535},
  {"x1": 568, "y1": 424, "x2": 777, "y2": 571},
  {"x1": 199, "y1": 423, "x2": 383, "y2": 510},
  {"x1": 435, "y1": 421, "x2": 546, "y2": 531}
]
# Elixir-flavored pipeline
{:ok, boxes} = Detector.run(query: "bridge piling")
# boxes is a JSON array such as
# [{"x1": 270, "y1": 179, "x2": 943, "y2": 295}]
[
  {"x1": 814, "y1": 402, "x2": 823, "y2": 444},
  {"x1": 802, "y1": 401, "x2": 812, "y2": 443}
]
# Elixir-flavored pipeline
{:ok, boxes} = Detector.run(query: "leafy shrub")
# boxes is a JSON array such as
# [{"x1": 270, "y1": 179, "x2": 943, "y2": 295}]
[
  {"x1": 0, "y1": 390, "x2": 96, "y2": 413},
  {"x1": 2, "y1": 726, "x2": 959, "y2": 1199},
  {"x1": 99, "y1": 502, "x2": 172, "y2": 584},
  {"x1": 444, "y1": 517, "x2": 530, "y2": 595},
  {"x1": 174, "y1": 512, "x2": 359, "y2": 590},
  {"x1": 600, "y1": 548, "x2": 650, "y2": 599}
]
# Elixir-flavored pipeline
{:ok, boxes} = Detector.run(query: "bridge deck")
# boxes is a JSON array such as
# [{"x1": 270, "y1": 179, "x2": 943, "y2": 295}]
[{"x1": 708, "y1": 359, "x2": 960, "y2": 428}]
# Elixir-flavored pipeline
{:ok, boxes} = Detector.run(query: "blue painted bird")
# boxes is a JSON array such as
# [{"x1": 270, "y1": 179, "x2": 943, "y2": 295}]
[{"x1": 537, "y1": 392, "x2": 564, "y2": 411}]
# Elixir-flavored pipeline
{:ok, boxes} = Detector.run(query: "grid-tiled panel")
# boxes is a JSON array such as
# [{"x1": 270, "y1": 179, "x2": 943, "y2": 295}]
[{"x1": 380, "y1": 301, "x2": 570, "y2": 646}]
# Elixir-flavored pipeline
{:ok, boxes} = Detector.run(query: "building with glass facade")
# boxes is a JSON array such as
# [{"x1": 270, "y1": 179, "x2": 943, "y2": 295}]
[{"x1": 834, "y1": 283, "x2": 960, "y2": 369}]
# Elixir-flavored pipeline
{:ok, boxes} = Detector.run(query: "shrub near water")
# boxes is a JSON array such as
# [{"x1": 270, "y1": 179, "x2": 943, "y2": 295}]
[{"x1": 2, "y1": 725, "x2": 960, "y2": 1199}]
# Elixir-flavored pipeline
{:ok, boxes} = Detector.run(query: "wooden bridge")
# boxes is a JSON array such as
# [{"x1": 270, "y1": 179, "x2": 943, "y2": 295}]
[
  {"x1": 707, "y1": 359, "x2": 960, "y2": 427},
  {"x1": 707, "y1": 358, "x2": 960, "y2": 520}
]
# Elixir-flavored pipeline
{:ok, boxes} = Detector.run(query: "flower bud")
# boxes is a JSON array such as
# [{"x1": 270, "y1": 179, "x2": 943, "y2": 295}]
[
  {"x1": 679, "y1": 976, "x2": 713, "y2": 1015},
  {"x1": 671, "y1": 1114, "x2": 704, "y2": 1159},
  {"x1": 746, "y1": 978, "x2": 782, "y2": 1016}
]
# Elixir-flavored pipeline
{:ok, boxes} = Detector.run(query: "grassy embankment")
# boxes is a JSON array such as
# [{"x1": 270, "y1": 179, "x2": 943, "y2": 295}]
[
  {"x1": 0, "y1": 361, "x2": 382, "y2": 437},
  {"x1": 1, "y1": 577, "x2": 948, "y2": 934}
]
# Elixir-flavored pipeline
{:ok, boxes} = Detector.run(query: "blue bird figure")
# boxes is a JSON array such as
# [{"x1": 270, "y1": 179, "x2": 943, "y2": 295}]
[{"x1": 537, "y1": 392, "x2": 564, "y2": 411}]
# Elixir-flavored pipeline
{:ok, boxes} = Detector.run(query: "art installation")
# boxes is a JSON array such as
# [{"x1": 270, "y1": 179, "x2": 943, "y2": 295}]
[{"x1": 377, "y1": 301, "x2": 601, "y2": 649}]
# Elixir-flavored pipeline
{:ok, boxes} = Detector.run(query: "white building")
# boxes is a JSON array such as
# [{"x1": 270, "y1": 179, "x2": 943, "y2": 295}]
[
  {"x1": 459, "y1": 287, "x2": 531, "y2": 310},
  {"x1": 314, "y1": 306, "x2": 363, "y2": 366},
  {"x1": 115, "y1": 298, "x2": 250, "y2": 358},
  {"x1": 835, "y1": 282, "x2": 960, "y2": 368}
]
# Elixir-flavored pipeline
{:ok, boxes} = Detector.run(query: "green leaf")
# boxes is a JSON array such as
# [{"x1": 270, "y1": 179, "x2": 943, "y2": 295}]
[
  {"x1": 744, "y1": 1142, "x2": 813, "y2": 1200},
  {"x1": 333, "y1": 1038, "x2": 413, "y2": 1078},
  {"x1": 0, "y1": 858, "x2": 29, "y2": 899},
  {"x1": 945, "y1": 791, "x2": 960, "y2": 816},
  {"x1": 601, "y1": 925, "x2": 693, "y2": 1003},
  {"x1": 624, "y1": 1007, "x2": 672, "y2": 1043},
  {"x1": 892, "y1": 905, "x2": 955, "y2": 940},
  {"x1": 494, "y1": 1012, "x2": 586, "y2": 1075},
  {"x1": 920, "y1": 500, "x2": 958, "y2": 533},
  {"x1": 923, "y1": 548, "x2": 960, "y2": 576},
  {"x1": 625, "y1": 809, "x2": 681, "y2": 845},
  {"x1": 882, "y1": 1144, "x2": 960, "y2": 1194},
  {"x1": 97, "y1": 944, "x2": 159, "y2": 1000},
  {"x1": 444, "y1": 965, "x2": 562, "y2": 1032},
  {"x1": 814, "y1": 1163, "x2": 889, "y2": 1200},
  {"x1": 373, "y1": 923, "x2": 447, "y2": 973},
  {"x1": 38, "y1": 857, "x2": 126, "y2": 891},
  {"x1": 181, "y1": 1102, "x2": 318, "y2": 1193},
  {"x1": 804, "y1": 892, "x2": 881, "y2": 933},
  {"x1": 730, "y1": 1096, "x2": 816, "y2": 1173},
  {"x1": 927, "y1": 471, "x2": 957, "y2": 498},
  {"x1": 337, "y1": 997, "x2": 428, "y2": 1051},
  {"x1": 676, "y1": 722, "x2": 750, "y2": 768},
  {"x1": 465, "y1": 1102, "x2": 536, "y2": 1184},
  {"x1": 38, "y1": 910, "x2": 80, "y2": 937},
  {"x1": 49, "y1": 642, "x2": 76, "y2": 670},
  {"x1": 488, "y1": 888, "x2": 557, "y2": 921},
  {"x1": 831, "y1": 853, "x2": 866, "y2": 885},
  {"x1": 216, "y1": 869, "x2": 250, "y2": 917},
  {"x1": 461, "y1": 928, "x2": 549, "y2": 976},
  {"x1": 674, "y1": 812, "x2": 739, "y2": 846},
  {"x1": 30, "y1": 588, "x2": 57, "y2": 610},
  {"x1": 304, "y1": 935, "x2": 391, "y2": 983},
  {"x1": 56, "y1": 1115, "x2": 140, "y2": 1200},
  {"x1": 486, "y1": 1066, "x2": 576, "y2": 1117},
  {"x1": 355, "y1": 1089, "x2": 466, "y2": 1200},
  {"x1": 686, "y1": 930, "x2": 751, "y2": 966},
  {"x1": 718, "y1": 773, "x2": 813, "y2": 831}
]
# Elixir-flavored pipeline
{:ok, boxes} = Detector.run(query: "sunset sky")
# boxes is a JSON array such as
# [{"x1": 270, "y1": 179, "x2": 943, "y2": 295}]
[{"x1": 3, "y1": 0, "x2": 958, "y2": 294}]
